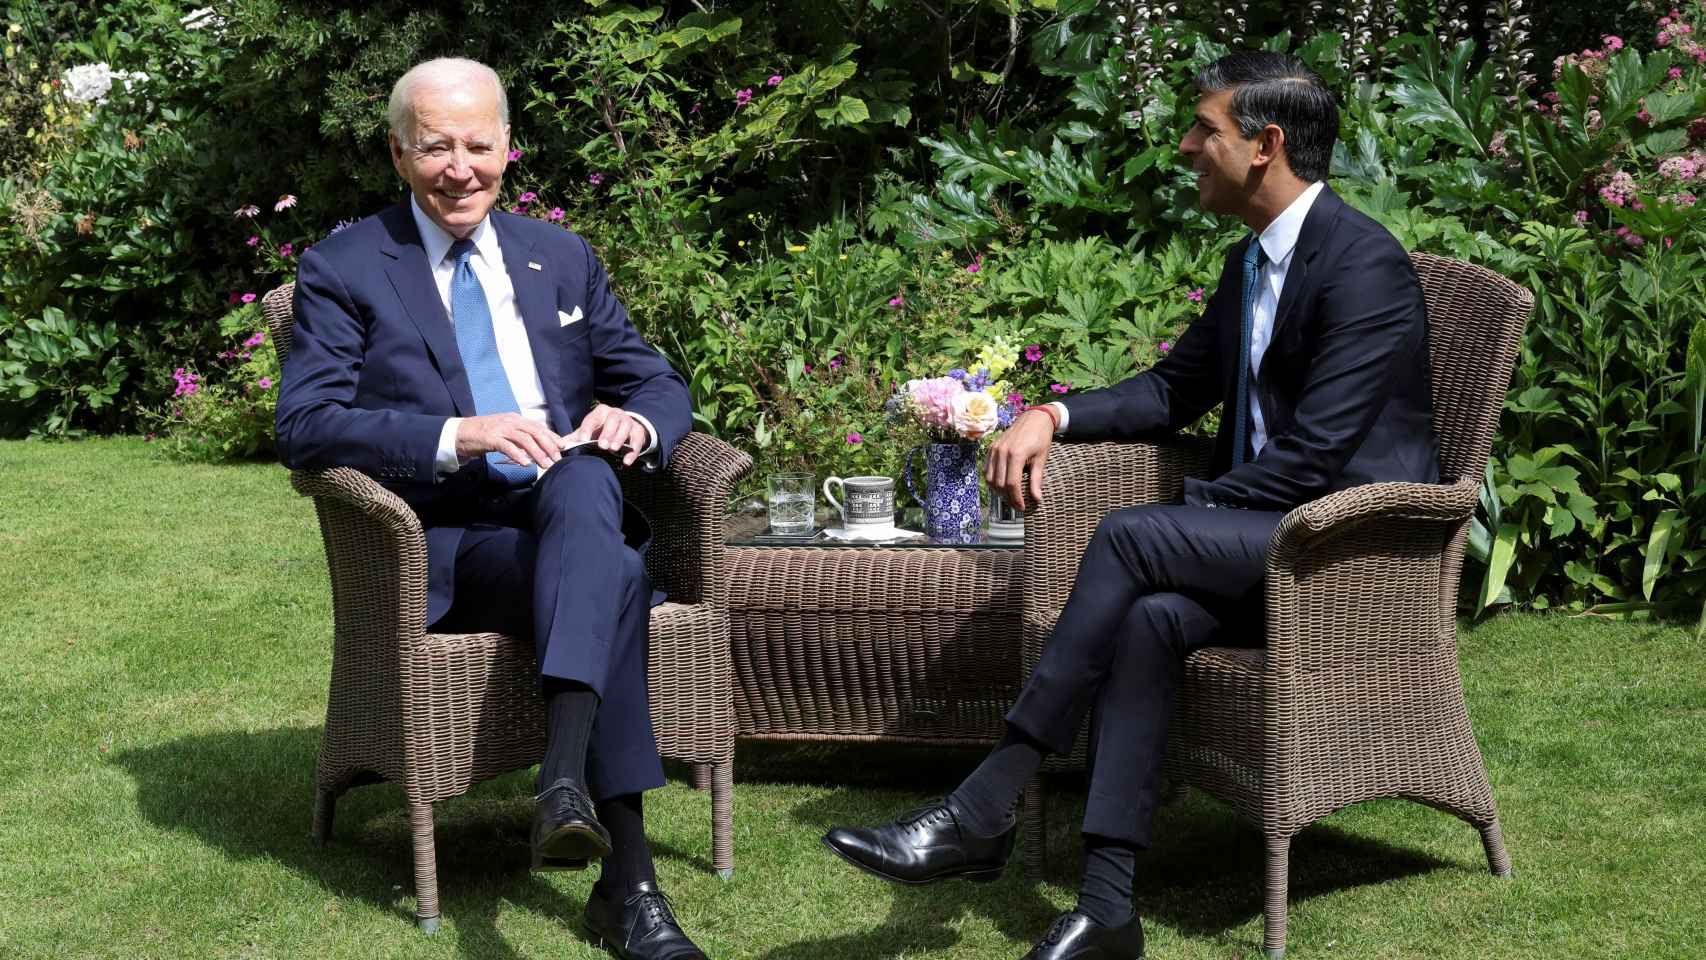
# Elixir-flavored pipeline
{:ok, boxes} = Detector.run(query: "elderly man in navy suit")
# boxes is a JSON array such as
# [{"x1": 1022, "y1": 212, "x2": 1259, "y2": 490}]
[
  {"x1": 824, "y1": 52, "x2": 1439, "y2": 960},
  {"x1": 276, "y1": 58, "x2": 707, "y2": 960}
]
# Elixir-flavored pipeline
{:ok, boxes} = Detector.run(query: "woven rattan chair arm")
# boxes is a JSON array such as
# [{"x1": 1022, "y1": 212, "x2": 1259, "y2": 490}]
[
  {"x1": 665, "y1": 432, "x2": 754, "y2": 510},
  {"x1": 289, "y1": 466, "x2": 427, "y2": 540},
  {"x1": 1267, "y1": 475, "x2": 1481, "y2": 557},
  {"x1": 619, "y1": 431, "x2": 752, "y2": 604}
]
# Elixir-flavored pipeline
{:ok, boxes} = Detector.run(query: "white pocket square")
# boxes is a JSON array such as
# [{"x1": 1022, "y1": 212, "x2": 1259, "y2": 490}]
[{"x1": 558, "y1": 307, "x2": 584, "y2": 327}]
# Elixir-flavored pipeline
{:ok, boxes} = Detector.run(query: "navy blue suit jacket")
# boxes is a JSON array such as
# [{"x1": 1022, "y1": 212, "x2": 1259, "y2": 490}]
[
  {"x1": 275, "y1": 201, "x2": 692, "y2": 622},
  {"x1": 1065, "y1": 187, "x2": 1439, "y2": 511}
]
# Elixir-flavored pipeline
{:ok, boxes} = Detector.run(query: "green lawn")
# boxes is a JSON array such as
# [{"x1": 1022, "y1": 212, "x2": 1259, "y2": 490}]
[{"x1": 1, "y1": 437, "x2": 1702, "y2": 959}]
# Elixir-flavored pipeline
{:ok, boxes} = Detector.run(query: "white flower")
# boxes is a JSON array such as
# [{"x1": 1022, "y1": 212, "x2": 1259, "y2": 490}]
[
  {"x1": 180, "y1": 7, "x2": 224, "y2": 30},
  {"x1": 61, "y1": 62, "x2": 149, "y2": 106},
  {"x1": 951, "y1": 390, "x2": 1000, "y2": 440},
  {"x1": 274, "y1": 194, "x2": 298, "y2": 212}
]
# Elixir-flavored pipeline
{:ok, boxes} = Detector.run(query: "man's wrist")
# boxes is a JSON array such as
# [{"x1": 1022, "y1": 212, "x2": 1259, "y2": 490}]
[{"x1": 1027, "y1": 404, "x2": 1061, "y2": 434}]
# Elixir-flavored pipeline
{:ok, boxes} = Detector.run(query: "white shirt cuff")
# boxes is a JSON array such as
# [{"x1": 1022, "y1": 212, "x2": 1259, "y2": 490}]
[
  {"x1": 627, "y1": 411, "x2": 660, "y2": 456},
  {"x1": 435, "y1": 417, "x2": 463, "y2": 479},
  {"x1": 1048, "y1": 401, "x2": 1069, "y2": 435}
]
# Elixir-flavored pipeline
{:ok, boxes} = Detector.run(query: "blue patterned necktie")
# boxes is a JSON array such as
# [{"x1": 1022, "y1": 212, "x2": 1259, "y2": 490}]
[
  {"x1": 449, "y1": 238, "x2": 535, "y2": 486},
  {"x1": 1233, "y1": 235, "x2": 1267, "y2": 467}
]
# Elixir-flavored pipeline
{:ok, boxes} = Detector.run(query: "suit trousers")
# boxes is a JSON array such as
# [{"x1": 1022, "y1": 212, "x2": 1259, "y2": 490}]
[
  {"x1": 1006, "y1": 503, "x2": 1285, "y2": 847},
  {"x1": 431, "y1": 452, "x2": 666, "y2": 801}
]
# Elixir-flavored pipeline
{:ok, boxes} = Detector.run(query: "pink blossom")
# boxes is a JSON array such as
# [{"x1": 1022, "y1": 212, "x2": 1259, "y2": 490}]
[
  {"x1": 278, "y1": 242, "x2": 293, "y2": 257},
  {"x1": 1659, "y1": 32, "x2": 1673, "y2": 47},
  {"x1": 258, "y1": 377, "x2": 273, "y2": 389},
  {"x1": 240, "y1": 292, "x2": 256, "y2": 304},
  {"x1": 906, "y1": 377, "x2": 963, "y2": 429},
  {"x1": 519, "y1": 191, "x2": 538, "y2": 204},
  {"x1": 588, "y1": 173, "x2": 604, "y2": 186},
  {"x1": 829, "y1": 355, "x2": 844, "y2": 371},
  {"x1": 274, "y1": 194, "x2": 297, "y2": 212},
  {"x1": 1006, "y1": 392, "x2": 1025, "y2": 408},
  {"x1": 735, "y1": 88, "x2": 753, "y2": 108},
  {"x1": 888, "y1": 293, "x2": 905, "y2": 307},
  {"x1": 845, "y1": 431, "x2": 862, "y2": 445},
  {"x1": 1671, "y1": 67, "x2": 1685, "y2": 81},
  {"x1": 767, "y1": 74, "x2": 783, "y2": 86},
  {"x1": 507, "y1": 149, "x2": 523, "y2": 162},
  {"x1": 1186, "y1": 286, "x2": 1204, "y2": 303},
  {"x1": 233, "y1": 204, "x2": 260, "y2": 218},
  {"x1": 547, "y1": 208, "x2": 565, "y2": 222},
  {"x1": 1049, "y1": 382, "x2": 1070, "y2": 394},
  {"x1": 1023, "y1": 344, "x2": 1043, "y2": 362},
  {"x1": 245, "y1": 235, "x2": 259, "y2": 247},
  {"x1": 951, "y1": 390, "x2": 1000, "y2": 439},
  {"x1": 1158, "y1": 341, "x2": 1172, "y2": 354},
  {"x1": 689, "y1": 102, "x2": 700, "y2": 114},
  {"x1": 1660, "y1": 155, "x2": 1699, "y2": 180},
  {"x1": 965, "y1": 253, "x2": 983, "y2": 273},
  {"x1": 1574, "y1": 209, "x2": 1590, "y2": 225},
  {"x1": 1603, "y1": 35, "x2": 1624, "y2": 51},
  {"x1": 227, "y1": 293, "x2": 241, "y2": 305},
  {"x1": 243, "y1": 331, "x2": 266, "y2": 348}
]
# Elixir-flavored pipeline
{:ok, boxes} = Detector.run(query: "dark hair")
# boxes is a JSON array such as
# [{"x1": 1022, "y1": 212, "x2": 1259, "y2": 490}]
[{"x1": 1193, "y1": 51, "x2": 1338, "y2": 183}]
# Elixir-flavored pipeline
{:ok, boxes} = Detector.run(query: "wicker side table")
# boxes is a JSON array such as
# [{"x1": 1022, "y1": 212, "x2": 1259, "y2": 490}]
[{"x1": 724, "y1": 539, "x2": 1024, "y2": 745}]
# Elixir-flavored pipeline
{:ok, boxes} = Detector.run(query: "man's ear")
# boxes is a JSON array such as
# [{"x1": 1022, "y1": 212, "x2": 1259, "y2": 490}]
[{"x1": 1250, "y1": 123, "x2": 1286, "y2": 170}]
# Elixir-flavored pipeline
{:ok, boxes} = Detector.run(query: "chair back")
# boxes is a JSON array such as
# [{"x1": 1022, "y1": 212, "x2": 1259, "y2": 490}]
[
  {"x1": 262, "y1": 283, "x2": 297, "y2": 366},
  {"x1": 1409, "y1": 253, "x2": 1532, "y2": 483}
]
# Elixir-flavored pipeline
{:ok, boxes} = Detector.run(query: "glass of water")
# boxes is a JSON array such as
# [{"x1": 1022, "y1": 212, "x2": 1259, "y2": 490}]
[{"x1": 766, "y1": 473, "x2": 815, "y2": 536}]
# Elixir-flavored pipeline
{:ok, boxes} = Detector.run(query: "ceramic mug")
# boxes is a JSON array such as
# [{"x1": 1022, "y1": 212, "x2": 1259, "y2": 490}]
[{"x1": 822, "y1": 475, "x2": 896, "y2": 531}]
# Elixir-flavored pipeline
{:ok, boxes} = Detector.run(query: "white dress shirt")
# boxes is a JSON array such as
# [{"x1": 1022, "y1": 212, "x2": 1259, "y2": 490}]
[
  {"x1": 1051, "y1": 181, "x2": 1326, "y2": 459},
  {"x1": 413, "y1": 199, "x2": 655, "y2": 478}
]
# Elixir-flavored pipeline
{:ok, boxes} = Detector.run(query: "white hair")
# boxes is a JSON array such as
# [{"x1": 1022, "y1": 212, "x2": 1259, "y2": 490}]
[{"x1": 387, "y1": 58, "x2": 509, "y2": 143}]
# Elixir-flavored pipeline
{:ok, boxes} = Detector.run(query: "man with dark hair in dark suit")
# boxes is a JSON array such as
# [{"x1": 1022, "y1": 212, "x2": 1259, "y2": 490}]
[
  {"x1": 823, "y1": 51, "x2": 1438, "y2": 960},
  {"x1": 276, "y1": 57, "x2": 709, "y2": 960}
]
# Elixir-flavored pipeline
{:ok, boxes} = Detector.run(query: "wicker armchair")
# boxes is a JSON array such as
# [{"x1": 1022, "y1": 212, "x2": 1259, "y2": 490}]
[
  {"x1": 1017, "y1": 253, "x2": 1531, "y2": 958},
  {"x1": 261, "y1": 284, "x2": 752, "y2": 933}
]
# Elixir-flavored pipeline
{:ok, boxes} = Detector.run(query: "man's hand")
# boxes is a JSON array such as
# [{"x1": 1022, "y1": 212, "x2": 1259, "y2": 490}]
[
  {"x1": 985, "y1": 408, "x2": 1055, "y2": 511},
  {"x1": 565, "y1": 403, "x2": 648, "y2": 468},
  {"x1": 456, "y1": 413, "x2": 564, "y2": 470}
]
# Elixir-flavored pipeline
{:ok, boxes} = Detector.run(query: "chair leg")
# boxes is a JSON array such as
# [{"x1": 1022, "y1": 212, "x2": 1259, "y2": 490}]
[
  {"x1": 691, "y1": 762, "x2": 712, "y2": 792},
  {"x1": 1263, "y1": 835, "x2": 1290, "y2": 959},
  {"x1": 408, "y1": 802, "x2": 441, "y2": 934},
  {"x1": 711, "y1": 760, "x2": 734, "y2": 879},
  {"x1": 1020, "y1": 775, "x2": 1045, "y2": 883},
  {"x1": 1479, "y1": 817, "x2": 1513, "y2": 878},
  {"x1": 311, "y1": 787, "x2": 336, "y2": 847}
]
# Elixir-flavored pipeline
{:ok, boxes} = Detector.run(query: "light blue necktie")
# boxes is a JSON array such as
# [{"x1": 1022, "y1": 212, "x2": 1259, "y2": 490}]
[
  {"x1": 1233, "y1": 236, "x2": 1266, "y2": 467},
  {"x1": 449, "y1": 238, "x2": 534, "y2": 486}
]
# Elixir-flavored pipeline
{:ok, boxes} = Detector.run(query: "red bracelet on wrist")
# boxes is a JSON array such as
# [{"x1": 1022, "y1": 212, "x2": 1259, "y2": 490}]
[{"x1": 1029, "y1": 403, "x2": 1061, "y2": 433}]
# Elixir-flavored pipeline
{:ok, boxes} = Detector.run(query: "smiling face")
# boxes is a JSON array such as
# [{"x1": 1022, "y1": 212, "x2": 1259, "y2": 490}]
[
  {"x1": 1178, "y1": 87, "x2": 1263, "y2": 218},
  {"x1": 389, "y1": 75, "x2": 509, "y2": 239}
]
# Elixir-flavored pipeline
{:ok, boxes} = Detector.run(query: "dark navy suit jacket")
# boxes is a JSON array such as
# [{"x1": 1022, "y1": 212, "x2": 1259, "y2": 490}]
[
  {"x1": 1066, "y1": 187, "x2": 1439, "y2": 510},
  {"x1": 275, "y1": 201, "x2": 692, "y2": 623}
]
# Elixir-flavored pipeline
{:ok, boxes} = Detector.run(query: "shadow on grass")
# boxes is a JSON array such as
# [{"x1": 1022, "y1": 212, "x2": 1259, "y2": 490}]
[
  {"x1": 735, "y1": 741, "x2": 1458, "y2": 955},
  {"x1": 112, "y1": 726, "x2": 621, "y2": 958}
]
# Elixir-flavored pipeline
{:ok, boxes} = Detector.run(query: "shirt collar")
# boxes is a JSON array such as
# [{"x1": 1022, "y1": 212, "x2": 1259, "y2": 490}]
[
  {"x1": 1255, "y1": 180, "x2": 1325, "y2": 266},
  {"x1": 409, "y1": 195, "x2": 498, "y2": 269}
]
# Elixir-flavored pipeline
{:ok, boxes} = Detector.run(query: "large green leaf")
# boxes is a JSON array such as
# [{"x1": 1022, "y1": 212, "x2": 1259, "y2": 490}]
[
  {"x1": 1643, "y1": 509, "x2": 1683, "y2": 600},
  {"x1": 1388, "y1": 36, "x2": 1496, "y2": 156}
]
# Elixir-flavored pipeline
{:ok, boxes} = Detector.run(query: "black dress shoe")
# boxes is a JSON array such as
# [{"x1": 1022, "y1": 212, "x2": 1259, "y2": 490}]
[
  {"x1": 821, "y1": 796, "x2": 1014, "y2": 885},
  {"x1": 584, "y1": 880, "x2": 708, "y2": 960},
  {"x1": 1021, "y1": 911, "x2": 1145, "y2": 960},
  {"x1": 531, "y1": 778, "x2": 612, "y2": 871}
]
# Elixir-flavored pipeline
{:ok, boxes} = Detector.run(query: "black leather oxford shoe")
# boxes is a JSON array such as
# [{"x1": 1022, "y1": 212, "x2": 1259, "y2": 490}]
[
  {"x1": 531, "y1": 778, "x2": 612, "y2": 871},
  {"x1": 1021, "y1": 911, "x2": 1145, "y2": 960},
  {"x1": 821, "y1": 796, "x2": 1014, "y2": 885},
  {"x1": 584, "y1": 880, "x2": 708, "y2": 960}
]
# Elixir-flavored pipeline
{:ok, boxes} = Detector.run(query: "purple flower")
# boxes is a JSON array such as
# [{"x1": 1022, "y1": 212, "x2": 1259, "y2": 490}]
[
  {"x1": 278, "y1": 242, "x2": 293, "y2": 257},
  {"x1": 767, "y1": 74, "x2": 783, "y2": 86},
  {"x1": 829, "y1": 355, "x2": 844, "y2": 371},
  {"x1": 1023, "y1": 344, "x2": 1043, "y2": 362},
  {"x1": 966, "y1": 368, "x2": 992, "y2": 391},
  {"x1": 846, "y1": 431, "x2": 862, "y2": 445},
  {"x1": 257, "y1": 377, "x2": 273, "y2": 389},
  {"x1": 519, "y1": 191, "x2": 538, "y2": 204},
  {"x1": 689, "y1": 102, "x2": 701, "y2": 115},
  {"x1": 1186, "y1": 286, "x2": 1204, "y2": 303},
  {"x1": 1574, "y1": 209, "x2": 1590, "y2": 225},
  {"x1": 507, "y1": 149, "x2": 523, "y2": 162},
  {"x1": 948, "y1": 368, "x2": 969, "y2": 381},
  {"x1": 245, "y1": 235, "x2": 259, "y2": 247},
  {"x1": 966, "y1": 253, "x2": 983, "y2": 273},
  {"x1": 1007, "y1": 392, "x2": 1025, "y2": 408},
  {"x1": 547, "y1": 207, "x2": 565, "y2": 222},
  {"x1": 588, "y1": 173, "x2": 604, "y2": 186},
  {"x1": 240, "y1": 292, "x2": 256, "y2": 304},
  {"x1": 735, "y1": 88, "x2": 753, "y2": 108},
  {"x1": 243, "y1": 331, "x2": 266, "y2": 348},
  {"x1": 1158, "y1": 341, "x2": 1172, "y2": 354},
  {"x1": 1049, "y1": 382, "x2": 1070, "y2": 394},
  {"x1": 888, "y1": 293, "x2": 905, "y2": 307}
]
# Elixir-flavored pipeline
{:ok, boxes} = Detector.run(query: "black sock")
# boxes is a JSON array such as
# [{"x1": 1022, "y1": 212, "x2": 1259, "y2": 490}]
[
  {"x1": 537, "y1": 678, "x2": 597, "y2": 791},
  {"x1": 1075, "y1": 834, "x2": 1137, "y2": 928},
  {"x1": 593, "y1": 793, "x2": 656, "y2": 896},
  {"x1": 945, "y1": 725, "x2": 1047, "y2": 837}
]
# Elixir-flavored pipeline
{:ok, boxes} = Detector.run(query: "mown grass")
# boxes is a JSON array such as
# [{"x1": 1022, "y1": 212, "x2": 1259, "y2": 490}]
[{"x1": 1, "y1": 437, "x2": 1701, "y2": 959}]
